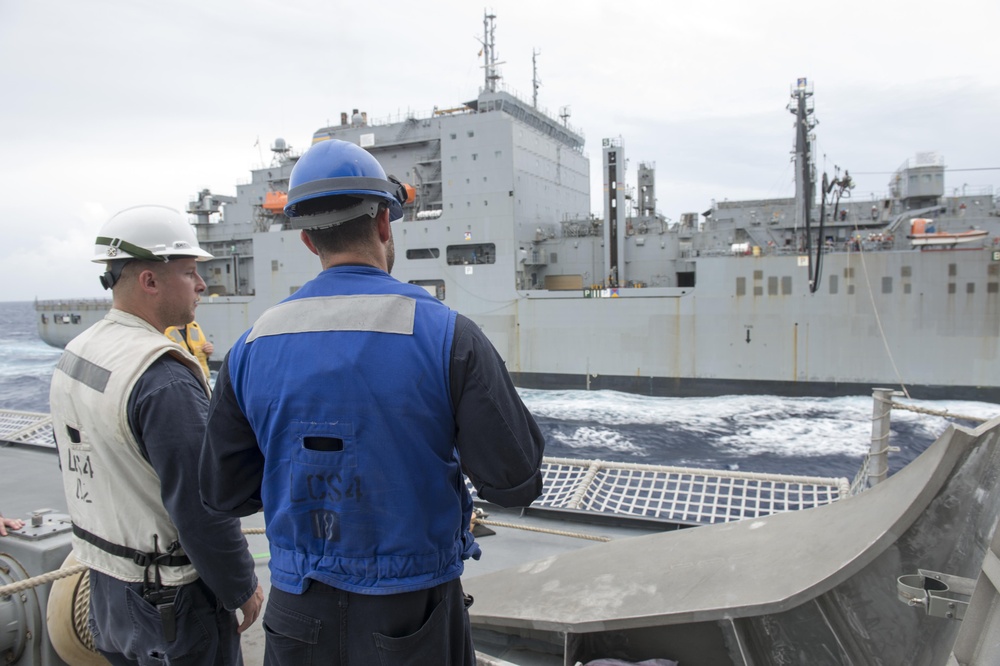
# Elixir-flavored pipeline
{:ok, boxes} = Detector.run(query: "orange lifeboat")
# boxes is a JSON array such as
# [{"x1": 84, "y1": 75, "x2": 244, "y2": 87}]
[
  {"x1": 907, "y1": 218, "x2": 989, "y2": 247},
  {"x1": 263, "y1": 191, "x2": 288, "y2": 214},
  {"x1": 910, "y1": 218, "x2": 931, "y2": 235}
]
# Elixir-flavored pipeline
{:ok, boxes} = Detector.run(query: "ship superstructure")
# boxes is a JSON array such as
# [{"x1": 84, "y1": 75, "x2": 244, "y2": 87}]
[{"x1": 36, "y1": 15, "x2": 1000, "y2": 400}]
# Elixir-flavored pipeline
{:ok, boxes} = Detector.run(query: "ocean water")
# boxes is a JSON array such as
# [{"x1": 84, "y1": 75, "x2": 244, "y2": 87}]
[
  {"x1": 4, "y1": 300, "x2": 999, "y2": 481},
  {"x1": 1, "y1": 301, "x2": 64, "y2": 412}
]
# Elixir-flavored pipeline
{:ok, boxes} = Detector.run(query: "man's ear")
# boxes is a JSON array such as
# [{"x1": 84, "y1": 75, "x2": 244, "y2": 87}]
[
  {"x1": 300, "y1": 230, "x2": 320, "y2": 256},
  {"x1": 137, "y1": 267, "x2": 159, "y2": 294},
  {"x1": 376, "y1": 208, "x2": 391, "y2": 243}
]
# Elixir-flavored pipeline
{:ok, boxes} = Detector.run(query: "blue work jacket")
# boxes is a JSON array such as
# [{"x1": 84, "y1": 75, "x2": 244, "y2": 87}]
[{"x1": 227, "y1": 266, "x2": 477, "y2": 594}]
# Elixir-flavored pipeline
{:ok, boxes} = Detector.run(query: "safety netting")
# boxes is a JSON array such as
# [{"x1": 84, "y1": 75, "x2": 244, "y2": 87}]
[
  {"x1": 0, "y1": 409, "x2": 54, "y2": 448},
  {"x1": 472, "y1": 457, "x2": 849, "y2": 526}
]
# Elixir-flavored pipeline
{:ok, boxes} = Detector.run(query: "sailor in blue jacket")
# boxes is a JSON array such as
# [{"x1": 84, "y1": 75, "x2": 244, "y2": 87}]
[{"x1": 199, "y1": 139, "x2": 545, "y2": 665}]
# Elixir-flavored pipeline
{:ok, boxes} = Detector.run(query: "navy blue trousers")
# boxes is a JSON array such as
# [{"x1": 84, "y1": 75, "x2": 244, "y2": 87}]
[
  {"x1": 88, "y1": 570, "x2": 243, "y2": 666},
  {"x1": 262, "y1": 577, "x2": 475, "y2": 665}
]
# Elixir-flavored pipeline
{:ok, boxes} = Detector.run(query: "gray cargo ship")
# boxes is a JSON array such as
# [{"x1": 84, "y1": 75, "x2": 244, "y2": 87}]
[{"x1": 36, "y1": 15, "x2": 1000, "y2": 401}]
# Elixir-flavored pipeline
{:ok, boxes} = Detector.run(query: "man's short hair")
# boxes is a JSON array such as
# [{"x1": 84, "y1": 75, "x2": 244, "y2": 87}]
[
  {"x1": 109, "y1": 256, "x2": 199, "y2": 293},
  {"x1": 116, "y1": 259, "x2": 161, "y2": 286},
  {"x1": 298, "y1": 196, "x2": 386, "y2": 255}
]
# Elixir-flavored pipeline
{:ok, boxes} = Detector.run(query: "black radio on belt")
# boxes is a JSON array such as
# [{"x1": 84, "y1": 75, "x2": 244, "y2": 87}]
[
  {"x1": 140, "y1": 534, "x2": 183, "y2": 643},
  {"x1": 143, "y1": 585, "x2": 179, "y2": 642}
]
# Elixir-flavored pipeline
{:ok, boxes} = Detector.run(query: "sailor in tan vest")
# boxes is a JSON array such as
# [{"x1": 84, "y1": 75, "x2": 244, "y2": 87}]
[{"x1": 49, "y1": 205, "x2": 263, "y2": 665}]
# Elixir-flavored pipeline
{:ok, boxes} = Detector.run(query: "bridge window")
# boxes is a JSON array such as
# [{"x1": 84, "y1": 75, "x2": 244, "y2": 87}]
[
  {"x1": 447, "y1": 243, "x2": 495, "y2": 265},
  {"x1": 406, "y1": 248, "x2": 440, "y2": 260},
  {"x1": 410, "y1": 279, "x2": 445, "y2": 300}
]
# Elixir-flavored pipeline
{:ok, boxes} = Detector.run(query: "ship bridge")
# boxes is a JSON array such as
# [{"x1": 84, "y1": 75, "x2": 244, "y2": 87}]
[{"x1": 467, "y1": 90, "x2": 584, "y2": 152}]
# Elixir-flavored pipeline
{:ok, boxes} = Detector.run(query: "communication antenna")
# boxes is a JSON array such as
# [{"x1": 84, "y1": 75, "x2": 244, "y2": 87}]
[
  {"x1": 478, "y1": 11, "x2": 505, "y2": 93},
  {"x1": 532, "y1": 48, "x2": 541, "y2": 108},
  {"x1": 559, "y1": 105, "x2": 571, "y2": 126}
]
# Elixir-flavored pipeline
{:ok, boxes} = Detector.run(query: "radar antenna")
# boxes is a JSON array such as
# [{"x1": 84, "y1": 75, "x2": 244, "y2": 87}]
[{"x1": 270, "y1": 138, "x2": 290, "y2": 166}]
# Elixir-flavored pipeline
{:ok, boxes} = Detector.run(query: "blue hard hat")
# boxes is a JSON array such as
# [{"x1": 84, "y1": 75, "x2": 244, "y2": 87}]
[{"x1": 284, "y1": 139, "x2": 405, "y2": 228}]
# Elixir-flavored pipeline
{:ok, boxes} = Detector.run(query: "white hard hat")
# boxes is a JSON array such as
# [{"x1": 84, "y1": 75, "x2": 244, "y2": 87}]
[{"x1": 92, "y1": 205, "x2": 213, "y2": 263}]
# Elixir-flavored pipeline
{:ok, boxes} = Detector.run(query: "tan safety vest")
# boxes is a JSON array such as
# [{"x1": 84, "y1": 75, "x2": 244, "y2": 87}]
[{"x1": 50, "y1": 309, "x2": 208, "y2": 584}]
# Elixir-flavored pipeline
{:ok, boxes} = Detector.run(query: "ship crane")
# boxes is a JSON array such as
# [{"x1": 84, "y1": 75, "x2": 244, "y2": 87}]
[{"x1": 187, "y1": 189, "x2": 237, "y2": 225}]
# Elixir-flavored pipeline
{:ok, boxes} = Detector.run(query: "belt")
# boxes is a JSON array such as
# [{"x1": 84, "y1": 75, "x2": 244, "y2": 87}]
[{"x1": 72, "y1": 523, "x2": 191, "y2": 567}]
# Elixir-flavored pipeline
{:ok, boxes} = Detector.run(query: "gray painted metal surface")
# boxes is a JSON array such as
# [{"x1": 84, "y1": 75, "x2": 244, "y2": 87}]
[
  {"x1": 951, "y1": 523, "x2": 1000, "y2": 664},
  {"x1": 465, "y1": 418, "x2": 1000, "y2": 665}
]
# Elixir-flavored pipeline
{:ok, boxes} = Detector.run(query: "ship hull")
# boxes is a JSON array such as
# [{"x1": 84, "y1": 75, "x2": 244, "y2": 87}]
[
  {"x1": 34, "y1": 300, "x2": 111, "y2": 348},
  {"x1": 511, "y1": 372, "x2": 996, "y2": 402},
  {"x1": 35, "y1": 244, "x2": 1000, "y2": 402}
]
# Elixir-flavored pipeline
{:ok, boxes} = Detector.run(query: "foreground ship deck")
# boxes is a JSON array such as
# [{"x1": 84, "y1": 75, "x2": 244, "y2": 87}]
[
  {"x1": 6, "y1": 398, "x2": 1000, "y2": 665},
  {"x1": 0, "y1": 407, "x2": 847, "y2": 666}
]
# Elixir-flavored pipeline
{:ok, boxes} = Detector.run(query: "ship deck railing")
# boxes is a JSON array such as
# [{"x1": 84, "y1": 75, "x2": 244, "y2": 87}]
[{"x1": 34, "y1": 297, "x2": 113, "y2": 310}]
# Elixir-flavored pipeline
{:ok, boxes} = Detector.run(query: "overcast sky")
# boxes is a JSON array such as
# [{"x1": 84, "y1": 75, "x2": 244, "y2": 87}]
[{"x1": 2, "y1": 0, "x2": 998, "y2": 302}]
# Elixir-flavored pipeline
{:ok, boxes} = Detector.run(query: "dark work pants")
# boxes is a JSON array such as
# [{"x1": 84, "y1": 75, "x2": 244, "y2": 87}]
[
  {"x1": 262, "y1": 577, "x2": 475, "y2": 666},
  {"x1": 88, "y1": 569, "x2": 243, "y2": 666}
]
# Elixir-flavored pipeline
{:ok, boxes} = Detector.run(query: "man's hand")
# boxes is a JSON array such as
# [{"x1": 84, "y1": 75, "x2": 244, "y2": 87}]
[
  {"x1": 237, "y1": 583, "x2": 264, "y2": 633},
  {"x1": 0, "y1": 516, "x2": 25, "y2": 537},
  {"x1": 203, "y1": 341, "x2": 215, "y2": 356}
]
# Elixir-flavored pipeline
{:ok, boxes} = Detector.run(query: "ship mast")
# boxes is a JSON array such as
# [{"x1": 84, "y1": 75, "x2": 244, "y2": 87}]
[
  {"x1": 482, "y1": 12, "x2": 501, "y2": 93},
  {"x1": 789, "y1": 80, "x2": 856, "y2": 293},
  {"x1": 790, "y1": 78, "x2": 822, "y2": 292},
  {"x1": 790, "y1": 78, "x2": 817, "y2": 235},
  {"x1": 532, "y1": 48, "x2": 541, "y2": 108}
]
